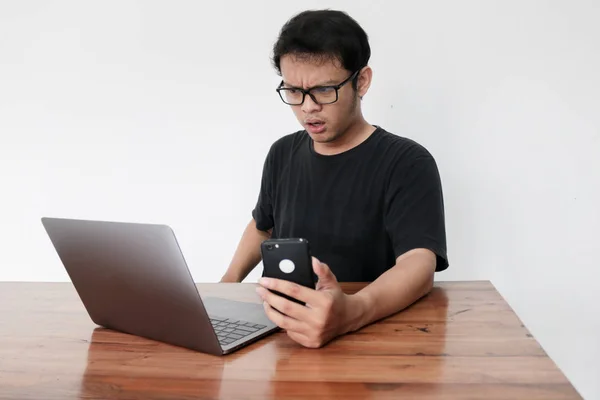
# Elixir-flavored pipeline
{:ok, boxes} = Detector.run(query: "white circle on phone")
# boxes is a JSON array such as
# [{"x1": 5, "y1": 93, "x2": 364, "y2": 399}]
[{"x1": 279, "y1": 259, "x2": 295, "y2": 274}]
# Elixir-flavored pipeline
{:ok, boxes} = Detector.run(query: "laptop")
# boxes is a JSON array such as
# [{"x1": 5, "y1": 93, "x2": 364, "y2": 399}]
[{"x1": 41, "y1": 217, "x2": 278, "y2": 355}]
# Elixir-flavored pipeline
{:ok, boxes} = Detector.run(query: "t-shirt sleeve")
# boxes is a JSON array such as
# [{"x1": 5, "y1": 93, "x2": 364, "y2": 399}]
[
  {"x1": 384, "y1": 152, "x2": 449, "y2": 272},
  {"x1": 251, "y1": 148, "x2": 275, "y2": 232}
]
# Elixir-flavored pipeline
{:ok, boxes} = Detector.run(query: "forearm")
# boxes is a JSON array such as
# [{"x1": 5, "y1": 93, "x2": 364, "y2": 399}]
[
  {"x1": 221, "y1": 219, "x2": 271, "y2": 282},
  {"x1": 345, "y1": 249, "x2": 436, "y2": 332}
]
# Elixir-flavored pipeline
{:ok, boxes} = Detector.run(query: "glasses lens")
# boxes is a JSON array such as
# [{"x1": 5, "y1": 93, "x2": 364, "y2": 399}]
[
  {"x1": 280, "y1": 89, "x2": 303, "y2": 105},
  {"x1": 311, "y1": 87, "x2": 337, "y2": 104}
]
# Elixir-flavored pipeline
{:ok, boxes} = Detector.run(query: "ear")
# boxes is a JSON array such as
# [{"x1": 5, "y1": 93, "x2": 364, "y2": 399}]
[{"x1": 357, "y1": 66, "x2": 373, "y2": 99}]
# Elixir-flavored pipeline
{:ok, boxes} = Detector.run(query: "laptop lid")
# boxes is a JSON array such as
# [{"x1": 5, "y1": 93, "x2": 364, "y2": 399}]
[{"x1": 41, "y1": 217, "x2": 276, "y2": 355}]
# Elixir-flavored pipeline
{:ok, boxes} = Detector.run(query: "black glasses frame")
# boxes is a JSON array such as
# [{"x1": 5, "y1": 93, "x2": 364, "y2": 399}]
[{"x1": 276, "y1": 69, "x2": 361, "y2": 105}]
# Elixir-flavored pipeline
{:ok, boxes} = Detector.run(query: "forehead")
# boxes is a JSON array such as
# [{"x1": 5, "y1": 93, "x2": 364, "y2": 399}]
[{"x1": 280, "y1": 54, "x2": 347, "y2": 87}]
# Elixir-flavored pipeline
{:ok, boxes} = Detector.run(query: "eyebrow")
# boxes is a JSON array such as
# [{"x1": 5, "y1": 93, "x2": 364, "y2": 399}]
[{"x1": 282, "y1": 79, "x2": 338, "y2": 88}]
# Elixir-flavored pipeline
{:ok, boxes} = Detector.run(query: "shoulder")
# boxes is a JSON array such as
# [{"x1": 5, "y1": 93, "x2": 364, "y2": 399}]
[
  {"x1": 372, "y1": 127, "x2": 437, "y2": 168},
  {"x1": 271, "y1": 130, "x2": 308, "y2": 151},
  {"x1": 265, "y1": 130, "x2": 309, "y2": 160},
  {"x1": 370, "y1": 128, "x2": 443, "y2": 193}
]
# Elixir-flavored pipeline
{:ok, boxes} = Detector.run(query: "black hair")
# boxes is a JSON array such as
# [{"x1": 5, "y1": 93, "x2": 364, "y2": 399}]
[{"x1": 272, "y1": 9, "x2": 371, "y2": 87}]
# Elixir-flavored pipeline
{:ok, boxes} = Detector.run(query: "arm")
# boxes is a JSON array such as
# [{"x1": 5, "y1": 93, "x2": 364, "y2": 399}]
[
  {"x1": 220, "y1": 219, "x2": 271, "y2": 283},
  {"x1": 344, "y1": 248, "x2": 436, "y2": 333},
  {"x1": 344, "y1": 150, "x2": 447, "y2": 330},
  {"x1": 256, "y1": 248, "x2": 436, "y2": 348},
  {"x1": 223, "y1": 140, "x2": 277, "y2": 283}
]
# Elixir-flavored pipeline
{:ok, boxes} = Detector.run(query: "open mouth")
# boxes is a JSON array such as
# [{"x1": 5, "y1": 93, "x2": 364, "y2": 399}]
[{"x1": 306, "y1": 121, "x2": 326, "y2": 134}]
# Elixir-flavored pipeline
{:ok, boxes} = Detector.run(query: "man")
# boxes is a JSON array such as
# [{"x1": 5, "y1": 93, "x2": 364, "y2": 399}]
[{"x1": 220, "y1": 9, "x2": 448, "y2": 348}]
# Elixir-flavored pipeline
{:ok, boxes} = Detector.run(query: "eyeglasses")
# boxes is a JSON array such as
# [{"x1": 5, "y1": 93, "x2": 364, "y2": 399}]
[{"x1": 276, "y1": 70, "x2": 360, "y2": 105}]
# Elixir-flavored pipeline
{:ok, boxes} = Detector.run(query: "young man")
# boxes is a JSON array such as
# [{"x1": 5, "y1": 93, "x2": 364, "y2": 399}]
[{"x1": 221, "y1": 10, "x2": 449, "y2": 348}]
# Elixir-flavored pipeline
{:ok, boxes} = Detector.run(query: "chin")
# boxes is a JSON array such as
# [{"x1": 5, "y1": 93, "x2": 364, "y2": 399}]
[
  {"x1": 309, "y1": 133, "x2": 336, "y2": 143},
  {"x1": 306, "y1": 128, "x2": 339, "y2": 142}
]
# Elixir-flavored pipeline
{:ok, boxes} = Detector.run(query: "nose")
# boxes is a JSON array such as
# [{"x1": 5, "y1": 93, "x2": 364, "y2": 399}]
[{"x1": 301, "y1": 94, "x2": 321, "y2": 114}]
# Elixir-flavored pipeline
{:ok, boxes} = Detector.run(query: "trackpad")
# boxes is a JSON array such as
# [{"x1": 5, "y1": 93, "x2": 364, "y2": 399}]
[{"x1": 202, "y1": 297, "x2": 273, "y2": 327}]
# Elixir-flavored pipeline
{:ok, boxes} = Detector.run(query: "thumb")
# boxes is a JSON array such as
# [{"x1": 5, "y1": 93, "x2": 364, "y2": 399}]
[{"x1": 313, "y1": 257, "x2": 338, "y2": 290}]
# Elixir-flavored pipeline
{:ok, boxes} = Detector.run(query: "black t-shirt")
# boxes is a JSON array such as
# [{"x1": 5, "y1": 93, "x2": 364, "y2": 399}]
[{"x1": 252, "y1": 126, "x2": 449, "y2": 282}]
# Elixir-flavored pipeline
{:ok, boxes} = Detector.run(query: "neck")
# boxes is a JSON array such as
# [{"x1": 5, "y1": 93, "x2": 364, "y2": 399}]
[{"x1": 313, "y1": 116, "x2": 375, "y2": 156}]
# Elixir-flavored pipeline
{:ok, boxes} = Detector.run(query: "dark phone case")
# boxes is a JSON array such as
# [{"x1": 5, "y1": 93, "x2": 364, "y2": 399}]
[{"x1": 261, "y1": 238, "x2": 316, "y2": 306}]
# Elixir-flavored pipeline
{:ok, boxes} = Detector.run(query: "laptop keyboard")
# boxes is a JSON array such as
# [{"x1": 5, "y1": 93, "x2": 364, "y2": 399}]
[{"x1": 209, "y1": 316, "x2": 267, "y2": 346}]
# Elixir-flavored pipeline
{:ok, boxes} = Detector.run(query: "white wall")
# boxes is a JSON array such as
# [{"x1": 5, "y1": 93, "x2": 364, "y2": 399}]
[{"x1": 1, "y1": 1, "x2": 598, "y2": 398}]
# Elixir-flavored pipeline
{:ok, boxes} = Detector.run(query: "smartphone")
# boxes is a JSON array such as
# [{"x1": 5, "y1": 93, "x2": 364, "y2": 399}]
[{"x1": 261, "y1": 238, "x2": 316, "y2": 305}]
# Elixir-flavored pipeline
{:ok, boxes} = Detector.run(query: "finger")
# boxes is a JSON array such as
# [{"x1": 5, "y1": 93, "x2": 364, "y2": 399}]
[
  {"x1": 262, "y1": 301, "x2": 308, "y2": 333},
  {"x1": 258, "y1": 277, "x2": 319, "y2": 305},
  {"x1": 312, "y1": 258, "x2": 338, "y2": 290},
  {"x1": 256, "y1": 286, "x2": 311, "y2": 321}
]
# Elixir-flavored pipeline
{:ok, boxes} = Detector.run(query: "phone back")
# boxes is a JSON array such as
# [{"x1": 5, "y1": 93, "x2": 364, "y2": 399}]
[{"x1": 261, "y1": 238, "x2": 315, "y2": 304}]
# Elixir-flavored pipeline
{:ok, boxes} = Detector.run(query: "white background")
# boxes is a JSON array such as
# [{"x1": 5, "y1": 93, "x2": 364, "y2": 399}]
[{"x1": 1, "y1": 1, "x2": 598, "y2": 398}]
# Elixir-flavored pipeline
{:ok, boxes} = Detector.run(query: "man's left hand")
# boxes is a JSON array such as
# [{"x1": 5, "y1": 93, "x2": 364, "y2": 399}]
[{"x1": 255, "y1": 257, "x2": 362, "y2": 348}]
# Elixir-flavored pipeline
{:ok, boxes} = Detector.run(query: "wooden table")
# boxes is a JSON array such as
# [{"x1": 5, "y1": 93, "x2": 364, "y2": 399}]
[{"x1": 0, "y1": 281, "x2": 581, "y2": 399}]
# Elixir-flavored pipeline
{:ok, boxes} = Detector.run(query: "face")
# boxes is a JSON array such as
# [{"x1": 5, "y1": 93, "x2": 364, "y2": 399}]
[{"x1": 279, "y1": 55, "x2": 370, "y2": 144}]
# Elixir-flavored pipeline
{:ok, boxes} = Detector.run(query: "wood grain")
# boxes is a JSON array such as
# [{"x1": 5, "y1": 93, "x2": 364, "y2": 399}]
[{"x1": 0, "y1": 281, "x2": 581, "y2": 399}]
